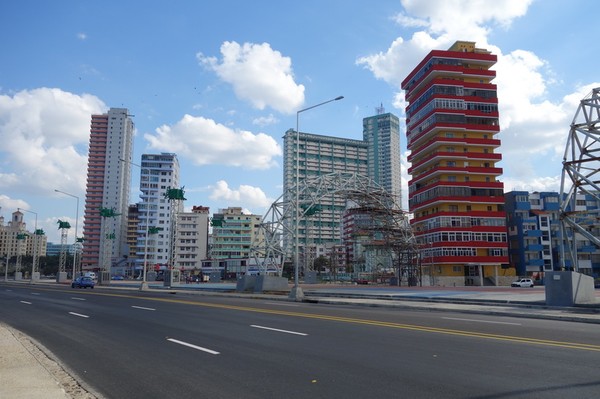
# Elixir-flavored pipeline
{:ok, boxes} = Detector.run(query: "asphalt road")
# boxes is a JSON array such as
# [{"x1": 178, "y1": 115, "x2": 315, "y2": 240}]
[{"x1": 1, "y1": 284, "x2": 599, "y2": 398}]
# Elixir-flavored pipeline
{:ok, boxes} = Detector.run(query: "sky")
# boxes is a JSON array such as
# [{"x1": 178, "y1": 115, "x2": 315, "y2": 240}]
[{"x1": 1, "y1": 0, "x2": 598, "y2": 244}]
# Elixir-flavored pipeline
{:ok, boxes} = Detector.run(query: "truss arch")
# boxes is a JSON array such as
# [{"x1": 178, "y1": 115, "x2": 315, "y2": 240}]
[
  {"x1": 251, "y1": 171, "x2": 416, "y2": 276},
  {"x1": 559, "y1": 87, "x2": 600, "y2": 272}
]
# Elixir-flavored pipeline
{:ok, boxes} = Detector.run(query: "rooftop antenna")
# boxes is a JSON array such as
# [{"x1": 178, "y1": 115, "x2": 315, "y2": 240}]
[{"x1": 375, "y1": 103, "x2": 385, "y2": 115}]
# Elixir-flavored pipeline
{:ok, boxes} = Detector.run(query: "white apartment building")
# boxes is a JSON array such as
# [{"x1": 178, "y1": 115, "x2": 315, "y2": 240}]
[
  {"x1": 283, "y1": 129, "x2": 368, "y2": 271},
  {"x1": 136, "y1": 153, "x2": 181, "y2": 270}
]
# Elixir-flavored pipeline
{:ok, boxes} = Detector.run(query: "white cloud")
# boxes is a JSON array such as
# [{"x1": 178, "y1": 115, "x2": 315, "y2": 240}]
[
  {"x1": 400, "y1": 0, "x2": 531, "y2": 34},
  {"x1": 392, "y1": 13, "x2": 428, "y2": 29},
  {"x1": 252, "y1": 114, "x2": 279, "y2": 127},
  {"x1": 0, "y1": 88, "x2": 106, "y2": 195},
  {"x1": 501, "y1": 175, "x2": 562, "y2": 193},
  {"x1": 77, "y1": 32, "x2": 87, "y2": 40},
  {"x1": 208, "y1": 180, "x2": 273, "y2": 209},
  {"x1": 144, "y1": 114, "x2": 282, "y2": 170},
  {"x1": 197, "y1": 41, "x2": 305, "y2": 114},
  {"x1": 0, "y1": 195, "x2": 29, "y2": 213},
  {"x1": 357, "y1": 0, "x2": 532, "y2": 88}
]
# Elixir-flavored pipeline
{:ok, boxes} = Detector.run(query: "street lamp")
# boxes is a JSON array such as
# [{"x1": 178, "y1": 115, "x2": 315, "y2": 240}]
[
  {"x1": 120, "y1": 158, "x2": 151, "y2": 291},
  {"x1": 18, "y1": 208, "x2": 37, "y2": 282},
  {"x1": 54, "y1": 190, "x2": 80, "y2": 279},
  {"x1": 290, "y1": 95, "x2": 344, "y2": 301}
]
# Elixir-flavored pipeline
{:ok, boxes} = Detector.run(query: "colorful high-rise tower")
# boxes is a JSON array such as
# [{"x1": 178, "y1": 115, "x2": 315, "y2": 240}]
[
  {"x1": 81, "y1": 108, "x2": 134, "y2": 271},
  {"x1": 401, "y1": 41, "x2": 508, "y2": 286}
]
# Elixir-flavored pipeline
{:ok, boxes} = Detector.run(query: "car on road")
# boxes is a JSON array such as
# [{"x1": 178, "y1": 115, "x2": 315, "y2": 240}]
[
  {"x1": 71, "y1": 276, "x2": 95, "y2": 289},
  {"x1": 511, "y1": 278, "x2": 534, "y2": 288}
]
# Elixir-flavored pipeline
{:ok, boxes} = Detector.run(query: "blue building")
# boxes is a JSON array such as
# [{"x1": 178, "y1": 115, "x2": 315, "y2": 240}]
[
  {"x1": 505, "y1": 191, "x2": 599, "y2": 279},
  {"x1": 46, "y1": 242, "x2": 76, "y2": 257}
]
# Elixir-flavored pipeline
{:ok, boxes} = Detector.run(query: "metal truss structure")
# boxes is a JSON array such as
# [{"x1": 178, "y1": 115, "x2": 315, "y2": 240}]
[
  {"x1": 559, "y1": 87, "x2": 600, "y2": 271},
  {"x1": 57, "y1": 220, "x2": 71, "y2": 274},
  {"x1": 251, "y1": 171, "x2": 417, "y2": 276}
]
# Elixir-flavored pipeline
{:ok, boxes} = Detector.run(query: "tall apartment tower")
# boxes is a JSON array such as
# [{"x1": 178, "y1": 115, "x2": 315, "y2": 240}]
[
  {"x1": 81, "y1": 108, "x2": 134, "y2": 271},
  {"x1": 136, "y1": 153, "x2": 181, "y2": 270},
  {"x1": 283, "y1": 130, "x2": 368, "y2": 270},
  {"x1": 363, "y1": 110, "x2": 402, "y2": 208},
  {"x1": 401, "y1": 41, "x2": 508, "y2": 286}
]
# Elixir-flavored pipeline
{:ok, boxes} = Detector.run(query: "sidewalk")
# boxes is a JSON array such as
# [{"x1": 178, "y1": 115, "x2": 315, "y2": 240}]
[
  {"x1": 1, "y1": 280, "x2": 599, "y2": 399},
  {"x1": 0, "y1": 323, "x2": 98, "y2": 399}
]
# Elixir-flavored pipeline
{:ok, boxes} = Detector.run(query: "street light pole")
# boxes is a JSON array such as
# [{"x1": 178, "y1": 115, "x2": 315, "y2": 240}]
[
  {"x1": 120, "y1": 158, "x2": 150, "y2": 291},
  {"x1": 18, "y1": 208, "x2": 37, "y2": 282},
  {"x1": 55, "y1": 190, "x2": 80, "y2": 279},
  {"x1": 289, "y1": 95, "x2": 344, "y2": 301}
]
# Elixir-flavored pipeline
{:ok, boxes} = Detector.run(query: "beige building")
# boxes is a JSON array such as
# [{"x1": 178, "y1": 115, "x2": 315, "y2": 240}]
[
  {"x1": 174, "y1": 206, "x2": 210, "y2": 270},
  {"x1": 0, "y1": 210, "x2": 47, "y2": 271}
]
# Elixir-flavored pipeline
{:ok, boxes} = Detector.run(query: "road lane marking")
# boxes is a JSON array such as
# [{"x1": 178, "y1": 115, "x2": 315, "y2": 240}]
[
  {"x1": 69, "y1": 312, "x2": 90, "y2": 318},
  {"x1": 20, "y1": 300, "x2": 32, "y2": 304},
  {"x1": 442, "y1": 317, "x2": 522, "y2": 326},
  {"x1": 42, "y1": 288, "x2": 600, "y2": 353},
  {"x1": 250, "y1": 325, "x2": 308, "y2": 336},
  {"x1": 167, "y1": 338, "x2": 219, "y2": 355},
  {"x1": 71, "y1": 297, "x2": 86, "y2": 301},
  {"x1": 132, "y1": 305, "x2": 156, "y2": 311},
  {"x1": 31, "y1": 292, "x2": 41, "y2": 295}
]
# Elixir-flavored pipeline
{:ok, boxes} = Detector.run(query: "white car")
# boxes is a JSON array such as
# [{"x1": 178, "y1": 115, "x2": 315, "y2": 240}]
[{"x1": 511, "y1": 278, "x2": 534, "y2": 288}]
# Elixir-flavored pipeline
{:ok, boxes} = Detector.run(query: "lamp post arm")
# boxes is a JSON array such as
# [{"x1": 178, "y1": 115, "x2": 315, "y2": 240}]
[
  {"x1": 291, "y1": 95, "x2": 344, "y2": 301},
  {"x1": 297, "y1": 96, "x2": 344, "y2": 115}
]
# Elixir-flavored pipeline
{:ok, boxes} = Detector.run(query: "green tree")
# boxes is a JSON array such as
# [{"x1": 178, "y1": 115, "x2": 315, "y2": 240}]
[{"x1": 313, "y1": 255, "x2": 330, "y2": 274}]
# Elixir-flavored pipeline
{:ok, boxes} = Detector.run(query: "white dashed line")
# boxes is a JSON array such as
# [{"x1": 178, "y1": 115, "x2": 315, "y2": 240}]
[
  {"x1": 71, "y1": 297, "x2": 86, "y2": 301},
  {"x1": 20, "y1": 300, "x2": 32, "y2": 305},
  {"x1": 250, "y1": 325, "x2": 308, "y2": 336},
  {"x1": 69, "y1": 312, "x2": 90, "y2": 318},
  {"x1": 132, "y1": 305, "x2": 156, "y2": 311},
  {"x1": 167, "y1": 338, "x2": 220, "y2": 355}
]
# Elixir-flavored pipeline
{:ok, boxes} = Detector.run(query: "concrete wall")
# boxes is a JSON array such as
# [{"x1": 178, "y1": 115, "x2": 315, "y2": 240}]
[
  {"x1": 236, "y1": 275, "x2": 289, "y2": 293},
  {"x1": 545, "y1": 271, "x2": 595, "y2": 306}
]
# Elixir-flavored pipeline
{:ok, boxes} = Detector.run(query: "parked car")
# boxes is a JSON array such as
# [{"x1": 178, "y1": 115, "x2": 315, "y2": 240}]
[
  {"x1": 511, "y1": 278, "x2": 534, "y2": 288},
  {"x1": 84, "y1": 272, "x2": 97, "y2": 281},
  {"x1": 72, "y1": 276, "x2": 95, "y2": 289}
]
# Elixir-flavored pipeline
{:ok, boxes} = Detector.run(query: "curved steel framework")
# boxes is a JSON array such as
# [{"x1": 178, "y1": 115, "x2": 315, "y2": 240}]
[
  {"x1": 559, "y1": 87, "x2": 600, "y2": 271},
  {"x1": 251, "y1": 171, "x2": 417, "y2": 276}
]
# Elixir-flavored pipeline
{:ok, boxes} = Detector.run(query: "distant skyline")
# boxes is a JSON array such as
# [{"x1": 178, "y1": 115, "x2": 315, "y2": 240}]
[{"x1": 1, "y1": 0, "x2": 598, "y2": 243}]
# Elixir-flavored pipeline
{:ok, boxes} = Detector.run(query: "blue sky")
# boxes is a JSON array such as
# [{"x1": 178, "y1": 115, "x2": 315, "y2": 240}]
[{"x1": 1, "y1": 0, "x2": 598, "y2": 243}]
